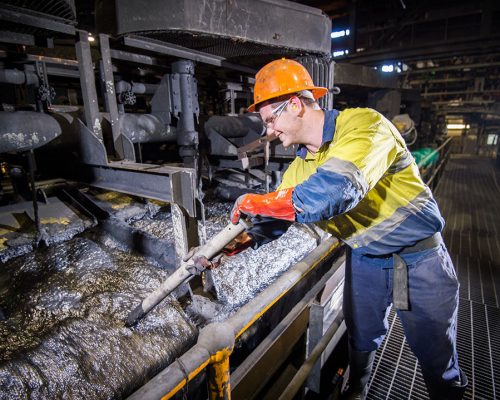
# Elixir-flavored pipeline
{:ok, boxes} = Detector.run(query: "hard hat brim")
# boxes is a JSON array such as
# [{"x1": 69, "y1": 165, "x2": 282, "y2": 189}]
[{"x1": 248, "y1": 86, "x2": 328, "y2": 113}]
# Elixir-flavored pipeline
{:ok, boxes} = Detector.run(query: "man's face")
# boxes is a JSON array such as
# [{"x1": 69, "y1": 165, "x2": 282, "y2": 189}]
[{"x1": 259, "y1": 98, "x2": 299, "y2": 148}]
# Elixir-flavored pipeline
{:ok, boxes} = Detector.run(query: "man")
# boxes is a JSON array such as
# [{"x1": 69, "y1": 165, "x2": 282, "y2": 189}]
[{"x1": 230, "y1": 59, "x2": 467, "y2": 400}]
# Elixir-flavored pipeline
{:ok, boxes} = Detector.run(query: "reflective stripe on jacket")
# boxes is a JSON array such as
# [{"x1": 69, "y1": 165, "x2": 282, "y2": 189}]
[{"x1": 278, "y1": 108, "x2": 444, "y2": 256}]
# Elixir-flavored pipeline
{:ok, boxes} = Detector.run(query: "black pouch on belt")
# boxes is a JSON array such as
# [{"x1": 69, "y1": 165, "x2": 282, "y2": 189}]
[{"x1": 393, "y1": 253, "x2": 409, "y2": 310}]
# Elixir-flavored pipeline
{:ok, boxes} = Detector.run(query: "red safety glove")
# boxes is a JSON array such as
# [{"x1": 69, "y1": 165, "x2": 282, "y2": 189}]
[
  {"x1": 222, "y1": 232, "x2": 254, "y2": 256},
  {"x1": 230, "y1": 188, "x2": 296, "y2": 224}
]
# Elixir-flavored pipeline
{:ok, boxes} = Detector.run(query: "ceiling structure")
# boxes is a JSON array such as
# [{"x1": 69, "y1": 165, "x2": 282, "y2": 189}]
[
  {"x1": 72, "y1": 0, "x2": 499, "y2": 118},
  {"x1": 295, "y1": 0, "x2": 500, "y2": 125},
  {"x1": 69, "y1": 0, "x2": 500, "y2": 128}
]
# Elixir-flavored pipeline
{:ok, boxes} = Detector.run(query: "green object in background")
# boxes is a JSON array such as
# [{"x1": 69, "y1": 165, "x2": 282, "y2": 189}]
[{"x1": 412, "y1": 148, "x2": 440, "y2": 168}]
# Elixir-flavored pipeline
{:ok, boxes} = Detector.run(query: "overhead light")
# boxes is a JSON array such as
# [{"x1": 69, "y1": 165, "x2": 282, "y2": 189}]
[
  {"x1": 447, "y1": 124, "x2": 469, "y2": 129},
  {"x1": 331, "y1": 29, "x2": 350, "y2": 39},
  {"x1": 333, "y1": 49, "x2": 349, "y2": 57}
]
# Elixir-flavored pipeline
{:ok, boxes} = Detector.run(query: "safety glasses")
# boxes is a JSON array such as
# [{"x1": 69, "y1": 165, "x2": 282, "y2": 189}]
[{"x1": 263, "y1": 98, "x2": 291, "y2": 130}]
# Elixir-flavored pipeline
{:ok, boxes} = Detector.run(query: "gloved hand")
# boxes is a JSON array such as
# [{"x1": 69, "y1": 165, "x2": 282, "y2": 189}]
[
  {"x1": 182, "y1": 247, "x2": 222, "y2": 274},
  {"x1": 222, "y1": 231, "x2": 254, "y2": 256},
  {"x1": 231, "y1": 188, "x2": 296, "y2": 224}
]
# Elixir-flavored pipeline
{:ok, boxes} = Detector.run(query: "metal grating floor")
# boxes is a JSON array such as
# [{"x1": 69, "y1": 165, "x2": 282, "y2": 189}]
[{"x1": 366, "y1": 155, "x2": 500, "y2": 400}]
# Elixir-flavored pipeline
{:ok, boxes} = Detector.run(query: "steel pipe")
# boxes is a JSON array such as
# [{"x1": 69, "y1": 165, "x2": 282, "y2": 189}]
[
  {"x1": 0, "y1": 111, "x2": 62, "y2": 153},
  {"x1": 115, "y1": 80, "x2": 158, "y2": 95},
  {"x1": 0, "y1": 69, "x2": 39, "y2": 86},
  {"x1": 127, "y1": 237, "x2": 340, "y2": 400},
  {"x1": 278, "y1": 311, "x2": 345, "y2": 400},
  {"x1": 204, "y1": 114, "x2": 264, "y2": 139},
  {"x1": 119, "y1": 113, "x2": 177, "y2": 143},
  {"x1": 126, "y1": 221, "x2": 247, "y2": 327}
]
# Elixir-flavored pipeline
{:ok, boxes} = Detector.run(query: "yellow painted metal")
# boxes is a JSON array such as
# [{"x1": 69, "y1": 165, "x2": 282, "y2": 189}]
[
  {"x1": 94, "y1": 191, "x2": 133, "y2": 209},
  {"x1": 208, "y1": 348, "x2": 232, "y2": 400},
  {"x1": 161, "y1": 359, "x2": 211, "y2": 400},
  {"x1": 159, "y1": 239, "x2": 340, "y2": 400},
  {"x1": 160, "y1": 348, "x2": 233, "y2": 400},
  {"x1": 40, "y1": 217, "x2": 71, "y2": 225}
]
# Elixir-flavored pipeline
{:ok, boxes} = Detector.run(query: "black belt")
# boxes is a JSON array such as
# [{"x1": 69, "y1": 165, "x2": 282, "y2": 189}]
[
  {"x1": 399, "y1": 232, "x2": 442, "y2": 255},
  {"x1": 393, "y1": 232, "x2": 442, "y2": 311}
]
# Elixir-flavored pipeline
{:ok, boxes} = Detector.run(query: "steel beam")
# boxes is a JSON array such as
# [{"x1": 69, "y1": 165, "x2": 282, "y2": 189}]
[
  {"x1": 0, "y1": 4, "x2": 75, "y2": 35},
  {"x1": 346, "y1": 35, "x2": 500, "y2": 65},
  {"x1": 75, "y1": 30, "x2": 102, "y2": 139},
  {"x1": 110, "y1": 49, "x2": 162, "y2": 66},
  {"x1": 334, "y1": 63, "x2": 398, "y2": 89},
  {"x1": 123, "y1": 36, "x2": 257, "y2": 74},
  {"x1": 409, "y1": 77, "x2": 473, "y2": 85},
  {"x1": 409, "y1": 61, "x2": 500, "y2": 75},
  {"x1": 422, "y1": 89, "x2": 500, "y2": 97},
  {"x1": 0, "y1": 31, "x2": 35, "y2": 46},
  {"x1": 43, "y1": 65, "x2": 80, "y2": 79},
  {"x1": 21, "y1": 53, "x2": 79, "y2": 67},
  {"x1": 79, "y1": 161, "x2": 197, "y2": 217},
  {"x1": 99, "y1": 33, "x2": 134, "y2": 161}
]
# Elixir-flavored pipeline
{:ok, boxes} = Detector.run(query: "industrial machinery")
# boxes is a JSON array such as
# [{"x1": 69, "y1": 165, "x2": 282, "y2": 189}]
[{"x1": 0, "y1": 1, "x2": 351, "y2": 399}]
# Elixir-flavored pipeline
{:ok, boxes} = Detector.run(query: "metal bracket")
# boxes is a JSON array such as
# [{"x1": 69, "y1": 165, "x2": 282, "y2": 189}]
[
  {"x1": 306, "y1": 261, "x2": 346, "y2": 393},
  {"x1": 151, "y1": 74, "x2": 172, "y2": 125}
]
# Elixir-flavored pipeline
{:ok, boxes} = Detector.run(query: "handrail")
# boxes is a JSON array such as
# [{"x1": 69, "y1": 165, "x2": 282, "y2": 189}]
[
  {"x1": 417, "y1": 136, "x2": 453, "y2": 169},
  {"x1": 416, "y1": 137, "x2": 453, "y2": 190},
  {"x1": 127, "y1": 237, "x2": 341, "y2": 400}
]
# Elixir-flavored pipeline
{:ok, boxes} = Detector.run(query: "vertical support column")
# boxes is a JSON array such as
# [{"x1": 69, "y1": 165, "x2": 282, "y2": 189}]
[
  {"x1": 75, "y1": 30, "x2": 102, "y2": 139},
  {"x1": 171, "y1": 60, "x2": 199, "y2": 168},
  {"x1": 27, "y1": 150, "x2": 41, "y2": 241},
  {"x1": 171, "y1": 203, "x2": 200, "y2": 268},
  {"x1": 99, "y1": 33, "x2": 134, "y2": 161},
  {"x1": 496, "y1": 130, "x2": 500, "y2": 168},
  {"x1": 171, "y1": 60, "x2": 206, "y2": 245},
  {"x1": 347, "y1": 0, "x2": 357, "y2": 54},
  {"x1": 208, "y1": 350, "x2": 231, "y2": 400},
  {"x1": 306, "y1": 301, "x2": 325, "y2": 393}
]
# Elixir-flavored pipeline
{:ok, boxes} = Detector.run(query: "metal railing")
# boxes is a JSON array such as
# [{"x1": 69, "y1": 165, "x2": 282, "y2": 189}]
[
  {"x1": 417, "y1": 137, "x2": 453, "y2": 191},
  {"x1": 127, "y1": 238, "x2": 343, "y2": 400}
]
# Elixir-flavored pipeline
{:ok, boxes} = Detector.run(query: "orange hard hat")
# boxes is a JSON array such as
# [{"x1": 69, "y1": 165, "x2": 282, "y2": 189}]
[{"x1": 248, "y1": 59, "x2": 328, "y2": 112}]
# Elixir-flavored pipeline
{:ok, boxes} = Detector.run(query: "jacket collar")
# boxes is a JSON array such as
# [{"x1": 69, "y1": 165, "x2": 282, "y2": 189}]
[{"x1": 296, "y1": 109, "x2": 340, "y2": 159}]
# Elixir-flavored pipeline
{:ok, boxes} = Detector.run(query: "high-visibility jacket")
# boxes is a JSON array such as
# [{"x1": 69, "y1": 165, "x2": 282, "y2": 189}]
[{"x1": 279, "y1": 108, "x2": 444, "y2": 256}]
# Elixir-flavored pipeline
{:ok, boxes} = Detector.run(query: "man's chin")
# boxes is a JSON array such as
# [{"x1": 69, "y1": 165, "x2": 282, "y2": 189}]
[{"x1": 278, "y1": 137, "x2": 288, "y2": 148}]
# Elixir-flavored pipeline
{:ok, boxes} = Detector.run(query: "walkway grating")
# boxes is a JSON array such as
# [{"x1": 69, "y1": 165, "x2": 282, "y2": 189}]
[{"x1": 366, "y1": 155, "x2": 500, "y2": 400}]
